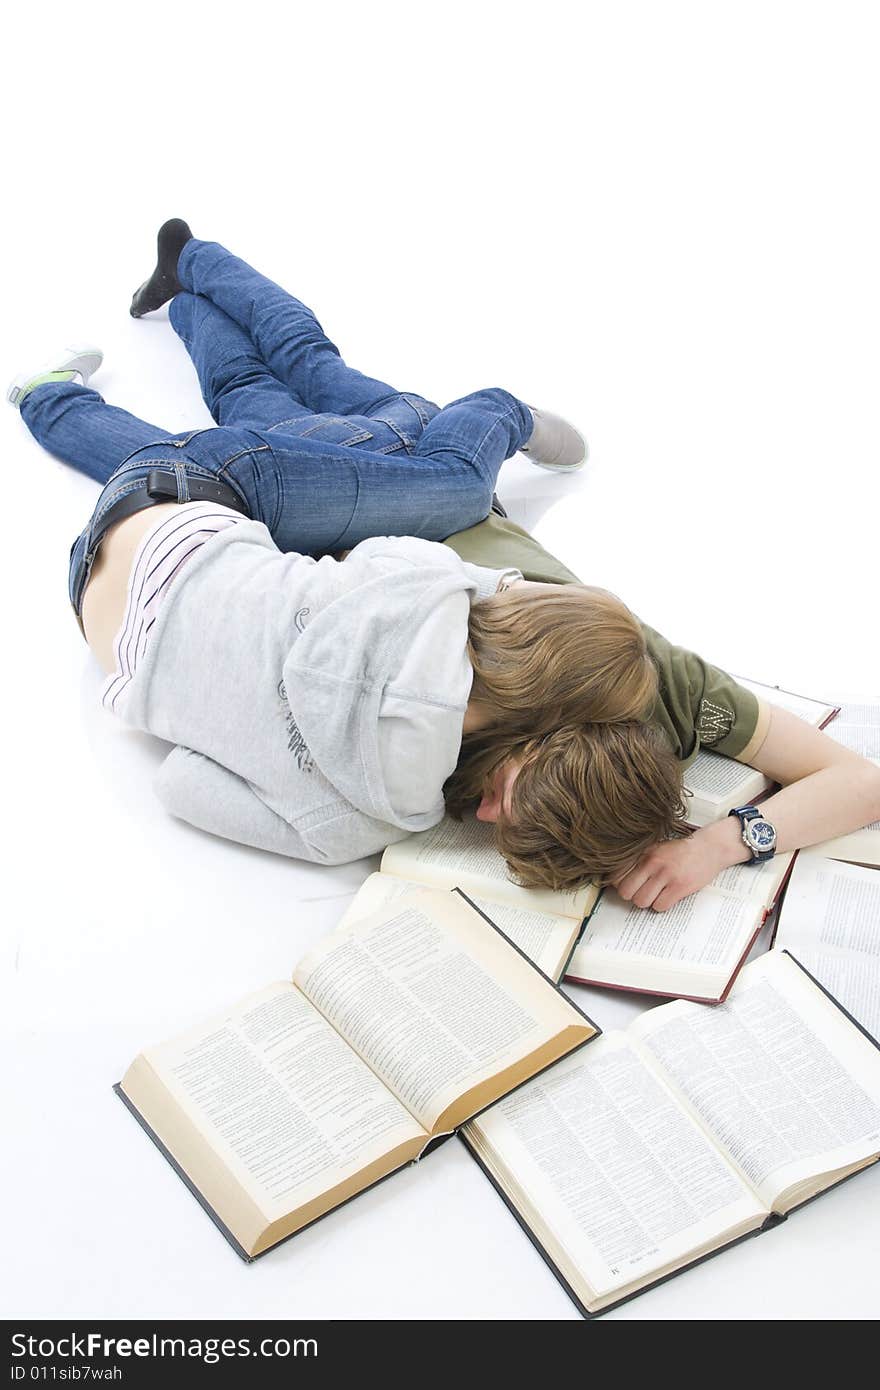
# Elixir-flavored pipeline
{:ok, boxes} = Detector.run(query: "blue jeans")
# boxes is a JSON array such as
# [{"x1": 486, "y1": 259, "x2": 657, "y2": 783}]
[{"x1": 19, "y1": 239, "x2": 532, "y2": 616}]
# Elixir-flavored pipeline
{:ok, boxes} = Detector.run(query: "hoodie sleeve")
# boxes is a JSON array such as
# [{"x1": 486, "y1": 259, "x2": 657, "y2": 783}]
[
  {"x1": 155, "y1": 746, "x2": 319, "y2": 860},
  {"x1": 155, "y1": 746, "x2": 418, "y2": 865},
  {"x1": 344, "y1": 535, "x2": 520, "y2": 601}
]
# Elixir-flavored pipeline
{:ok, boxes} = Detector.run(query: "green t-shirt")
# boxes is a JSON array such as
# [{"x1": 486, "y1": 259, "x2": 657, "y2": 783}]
[{"x1": 443, "y1": 513, "x2": 766, "y2": 767}]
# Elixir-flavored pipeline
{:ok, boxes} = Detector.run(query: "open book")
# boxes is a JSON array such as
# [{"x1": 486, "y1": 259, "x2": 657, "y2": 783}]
[
  {"x1": 824, "y1": 697, "x2": 880, "y2": 758},
  {"x1": 812, "y1": 698, "x2": 880, "y2": 865},
  {"x1": 684, "y1": 678, "x2": 839, "y2": 828},
  {"x1": 338, "y1": 814, "x2": 598, "y2": 982},
  {"x1": 462, "y1": 951, "x2": 880, "y2": 1317},
  {"x1": 733, "y1": 676, "x2": 839, "y2": 729},
  {"x1": 683, "y1": 750, "x2": 773, "y2": 829},
  {"x1": 116, "y1": 890, "x2": 596, "y2": 1260},
  {"x1": 564, "y1": 852, "x2": 793, "y2": 1002},
  {"x1": 773, "y1": 851, "x2": 880, "y2": 1041}
]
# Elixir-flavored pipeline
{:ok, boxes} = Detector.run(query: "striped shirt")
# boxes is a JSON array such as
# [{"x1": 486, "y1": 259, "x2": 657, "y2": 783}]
[{"x1": 101, "y1": 502, "x2": 245, "y2": 716}]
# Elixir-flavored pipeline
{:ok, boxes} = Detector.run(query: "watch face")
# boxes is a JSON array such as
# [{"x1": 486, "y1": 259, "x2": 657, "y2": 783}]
[{"x1": 746, "y1": 818, "x2": 777, "y2": 850}]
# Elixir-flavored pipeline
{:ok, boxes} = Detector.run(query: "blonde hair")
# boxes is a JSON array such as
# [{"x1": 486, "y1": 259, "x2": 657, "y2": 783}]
[
  {"x1": 445, "y1": 722, "x2": 689, "y2": 892},
  {"x1": 466, "y1": 584, "x2": 657, "y2": 734}
]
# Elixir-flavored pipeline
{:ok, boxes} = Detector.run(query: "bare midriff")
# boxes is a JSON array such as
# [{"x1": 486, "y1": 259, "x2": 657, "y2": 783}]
[{"x1": 81, "y1": 504, "x2": 182, "y2": 674}]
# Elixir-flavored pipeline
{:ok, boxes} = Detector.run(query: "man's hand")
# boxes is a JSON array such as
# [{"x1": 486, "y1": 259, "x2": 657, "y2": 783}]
[
  {"x1": 611, "y1": 832, "x2": 732, "y2": 912},
  {"x1": 613, "y1": 704, "x2": 880, "y2": 914}
]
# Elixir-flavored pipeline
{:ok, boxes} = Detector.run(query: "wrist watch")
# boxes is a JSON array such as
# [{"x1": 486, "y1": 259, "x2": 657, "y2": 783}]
[{"x1": 728, "y1": 804, "x2": 778, "y2": 863}]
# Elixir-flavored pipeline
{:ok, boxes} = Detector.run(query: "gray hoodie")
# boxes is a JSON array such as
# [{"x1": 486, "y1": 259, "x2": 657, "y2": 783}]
[{"x1": 117, "y1": 522, "x2": 517, "y2": 863}]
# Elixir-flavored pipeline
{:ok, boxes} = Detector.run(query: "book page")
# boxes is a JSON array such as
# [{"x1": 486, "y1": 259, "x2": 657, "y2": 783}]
[
  {"x1": 630, "y1": 953, "x2": 880, "y2": 1208},
  {"x1": 710, "y1": 850, "x2": 793, "y2": 908},
  {"x1": 380, "y1": 815, "x2": 595, "y2": 920},
  {"x1": 780, "y1": 956, "x2": 880, "y2": 1045},
  {"x1": 824, "y1": 703, "x2": 880, "y2": 757},
  {"x1": 340, "y1": 874, "x2": 578, "y2": 980},
  {"x1": 774, "y1": 853, "x2": 880, "y2": 1037},
  {"x1": 140, "y1": 982, "x2": 425, "y2": 1221},
  {"x1": 568, "y1": 886, "x2": 759, "y2": 994},
  {"x1": 776, "y1": 854, "x2": 880, "y2": 958},
  {"x1": 815, "y1": 824, "x2": 880, "y2": 869},
  {"x1": 294, "y1": 891, "x2": 591, "y2": 1133},
  {"x1": 683, "y1": 751, "x2": 771, "y2": 825},
  {"x1": 733, "y1": 677, "x2": 836, "y2": 726},
  {"x1": 466, "y1": 1035, "x2": 764, "y2": 1300}
]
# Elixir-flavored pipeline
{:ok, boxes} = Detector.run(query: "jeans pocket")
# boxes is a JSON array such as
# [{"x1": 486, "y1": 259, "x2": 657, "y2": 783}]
[
  {"x1": 366, "y1": 394, "x2": 439, "y2": 450},
  {"x1": 273, "y1": 415, "x2": 374, "y2": 447}
]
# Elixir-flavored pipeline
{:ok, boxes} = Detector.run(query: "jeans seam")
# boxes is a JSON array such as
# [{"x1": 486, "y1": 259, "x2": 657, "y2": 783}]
[
  {"x1": 401, "y1": 393, "x2": 433, "y2": 427},
  {"x1": 297, "y1": 419, "x2": 374, "y2": 446},
  {"x1": 468, "y1": 398, "x2": 522, "y2": 487},
  {"x1": 329, "y1": 467, "x2": 361, "y2": 552},
  {"x1": 91, "y1": 477, "x2": 156, "y2": 529},
  {"x1": 216, "y1": 444, "x2": 271, "y2": 475},
  {"x1": 109, "y1": 456, "x2": 218, "y2": 481},
  {"x1": 369, "y1": 417, "x2": 413, "y2": 451}
]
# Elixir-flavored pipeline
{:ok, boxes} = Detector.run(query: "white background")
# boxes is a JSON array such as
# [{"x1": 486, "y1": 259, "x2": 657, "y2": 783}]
[{"x1": 2, "y1": 0, "x2": 879, "y2": 1321}]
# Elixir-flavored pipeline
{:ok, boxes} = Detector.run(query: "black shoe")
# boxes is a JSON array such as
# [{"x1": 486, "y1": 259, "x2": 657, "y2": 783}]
[
  {"x1": 490, "y1": 493, "x2": 508, "y2": 519},
  {"x1": 129, "y1": 219, "x2": 194, "y2": 318}
]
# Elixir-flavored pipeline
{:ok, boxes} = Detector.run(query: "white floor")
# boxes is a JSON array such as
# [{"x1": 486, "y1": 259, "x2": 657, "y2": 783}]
[{"x1": 3, "y1": 3, "x2": 879, "y2": 1321}]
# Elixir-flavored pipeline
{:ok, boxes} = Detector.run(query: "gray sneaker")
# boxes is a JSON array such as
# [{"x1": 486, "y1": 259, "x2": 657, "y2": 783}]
[
  {"x1": 520, "y1": 405, "x2": 588, "y2": 471},
  {"x1": 7, "y1": 346, "x2": 103, "y2": 408}
]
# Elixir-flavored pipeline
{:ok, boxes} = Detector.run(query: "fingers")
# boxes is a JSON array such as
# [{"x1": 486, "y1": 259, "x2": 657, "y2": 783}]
[
  {"x1": 650, "y1": 884, "x2": 685, "y2": 912},
  {"x1": 614, "y1": 871, "x2": 664, "y2": 910},
  {"x1": 613, "y1": 860, "x2": 685, "y2": 912},
  {"x1": 632, "y1": 875, "x2": 670, "y2": 910},
  {"x1": 612, "y1": 864, "x2": 652, "y2": 901},
  {"x1": 614, "y1": 854, "x2": 665, "y2": 904}
]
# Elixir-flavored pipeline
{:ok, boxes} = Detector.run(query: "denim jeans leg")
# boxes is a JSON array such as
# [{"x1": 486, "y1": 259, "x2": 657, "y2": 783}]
[
  {"x1": 358, "y1": 386, "x2": 532, "y2": 540},
  {"x1": 170, "y1": 292, "x2": 313, "y2": 431},
  {"x1": 253, "y1": 387, "x2": 533, "y2": 554},
  {"x1": 20, "y1": 381, "x2": 168, "y2": 485},
  {"x1": 178, "y1": 240, "x2": 402, "y2": 416}
]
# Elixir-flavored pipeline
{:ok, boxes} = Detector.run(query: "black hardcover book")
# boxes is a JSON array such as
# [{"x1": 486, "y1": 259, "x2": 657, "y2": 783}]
[
  {"x1": 460, "y1": 950, "x2": 880, "y2": 1317},
  {"x1": 114, "y1": 887, "x2": 600, "y2": 1263}
]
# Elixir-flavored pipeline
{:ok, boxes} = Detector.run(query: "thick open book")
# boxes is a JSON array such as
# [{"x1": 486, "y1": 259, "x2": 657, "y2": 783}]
[
  {"x1": 564, "y1": 852, "x2": 793, "y2": 1002},
  {"x1": 824, "y1": 697, "x2": 880, "y2": 758},
  {"x1": 116, "y1": 890, "x2": 596, "y2": 1260},
  {"x1": 733, "y1": 676, "x2": 839, "y2": 729},
  {"x1": 810, "y1": 696, "x2": 880, "y2": 867},
  {"x1": 814, "y1": 698, "x2": 880, "y2": 865},
  {"x1": 684, "y1": 677, "x2": 839, "y2": 828},
  {"x1": 338, "y1": 814, "x2": 598, "y2": 982},
  {"x1": 462, "y1": 951, "x2": 880, "y2": 1317},
  {"x1": 773, "y1": 851, "x2": 880, "y2": 1041}
]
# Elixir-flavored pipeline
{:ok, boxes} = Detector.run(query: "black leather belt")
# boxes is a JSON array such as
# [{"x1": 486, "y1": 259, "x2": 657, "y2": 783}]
[{"x1": 90, "y1": 468, "x2": 250, "y2": 550}]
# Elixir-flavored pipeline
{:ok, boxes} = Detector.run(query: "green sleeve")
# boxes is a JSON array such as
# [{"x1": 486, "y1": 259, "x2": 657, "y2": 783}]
[
  {"x1": 442, "y1": 514, "x2": 763, "y2": 764},
  {"x1": 639, "y1": 623, "x2": 763, "y2": 765},
  {"x1": 442, "y1": 512, "x2": 583, "y2": 584}
]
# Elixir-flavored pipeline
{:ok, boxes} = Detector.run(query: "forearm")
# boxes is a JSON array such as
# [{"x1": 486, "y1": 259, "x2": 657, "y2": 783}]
[
  {"x1": 694, "y1": 758, "x2": 880, "y2": 869},
  {"x1": 615, "y1": 709, "x2": 880, "y2": 911}
]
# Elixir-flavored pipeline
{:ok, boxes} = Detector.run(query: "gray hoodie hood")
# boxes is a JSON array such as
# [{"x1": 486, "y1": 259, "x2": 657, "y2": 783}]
[{"x1": 122, "y1": 524, "x2": 514, "y2": 864}]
